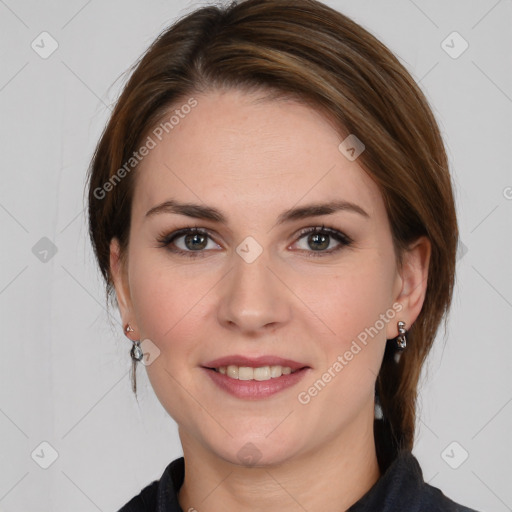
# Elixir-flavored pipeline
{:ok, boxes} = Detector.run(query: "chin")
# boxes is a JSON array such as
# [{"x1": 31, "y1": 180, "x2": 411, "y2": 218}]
[{"x1": 212, "y1": 435, "x2": 302, "y2": 469}]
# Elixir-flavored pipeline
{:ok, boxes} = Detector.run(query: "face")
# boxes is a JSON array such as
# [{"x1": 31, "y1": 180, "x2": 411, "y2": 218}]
[{"x1": 110, "y1": 88, "x2": 429, "y2": 466}]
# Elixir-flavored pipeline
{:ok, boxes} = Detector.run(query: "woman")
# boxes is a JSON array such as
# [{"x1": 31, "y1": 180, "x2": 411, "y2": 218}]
[{"x1": 87, "y1": 0, "x2": 480, "y2": 510}]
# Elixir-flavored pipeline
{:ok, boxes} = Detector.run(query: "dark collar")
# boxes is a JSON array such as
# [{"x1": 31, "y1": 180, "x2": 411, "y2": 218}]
[{"x1": 133, "y1": 449, "x2": 477, "y2": 511}]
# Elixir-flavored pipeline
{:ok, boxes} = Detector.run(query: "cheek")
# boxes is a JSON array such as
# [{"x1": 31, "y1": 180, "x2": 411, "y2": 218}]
[
  {"x1": 127, "y1": 253, "x2": 209, "y2": 424},
  {"x1": 296, "y1": 256, "x2": 393, "y2": 344},
  {"x1": 127, "y1": 250, "x2": 218, "y2": 390},
  {"x1": 128, "y1": 246, "x2": 207, "y2": 341},
  {"x1": 130, "y1": 269, "x2": 175, "y2": 341},
  {"x1": 294, "y1": 257, "x2": 392, "y2": 401}
]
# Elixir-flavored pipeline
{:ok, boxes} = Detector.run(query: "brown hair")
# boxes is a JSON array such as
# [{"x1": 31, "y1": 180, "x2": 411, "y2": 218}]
[{"x1": 87, "y1": 0, "x2": 458, "y2": 473}]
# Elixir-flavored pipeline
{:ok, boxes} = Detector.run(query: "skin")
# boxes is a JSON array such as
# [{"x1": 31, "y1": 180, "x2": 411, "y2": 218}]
[{"x1": 110, "y1": 88, "x2": 431, "y2": 512}]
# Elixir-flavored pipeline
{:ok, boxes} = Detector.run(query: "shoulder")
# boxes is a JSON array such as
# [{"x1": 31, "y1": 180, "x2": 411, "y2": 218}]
[
  {"x1": 348, "y1": 449, "x2": 481, "y2": 512},
  {"x1": 409, "y1": 452, "x2": 480, "y2": 511},
  {"x1": 419, "y1": 484, "x2": 477, "y2": 512},
  {"x1": 116, "y1": 456, "x2": 185, "y2": 512},
  {"x1": 402, "y1": 451, "x2": 479, "y2": 511},
  {"x1": 117, "y1": 480, "x2": 159, "y2": 512},
  {"x1": 420, "y1": 481, "x2": 480, "y2": 511}
]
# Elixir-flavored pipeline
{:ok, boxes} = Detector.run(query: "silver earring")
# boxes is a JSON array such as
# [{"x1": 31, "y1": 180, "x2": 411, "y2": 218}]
[
  {"x1": 396, "y1": 321, "x2": 407, "y2": 350},
  {"x1": 374, "y1": 393, "x2": 384, "y2": 420},
  {"x1": 130, "y1": 340, "x2": 144, "y2": 362},
  {"x1": 125, "y1": 324, "x2": 143, "y2": 362}
]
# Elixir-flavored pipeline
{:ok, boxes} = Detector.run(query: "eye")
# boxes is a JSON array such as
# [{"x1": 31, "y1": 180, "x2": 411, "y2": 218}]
[
  {"x1": 156, "y1": 224, "x2": 353, "y2": 258},
  {"x1": 292, "y1": 225, "x2": 353, "y2": 257},
  {"x1": 156, "y1": 227, "x2": 221, "y2": 257}
]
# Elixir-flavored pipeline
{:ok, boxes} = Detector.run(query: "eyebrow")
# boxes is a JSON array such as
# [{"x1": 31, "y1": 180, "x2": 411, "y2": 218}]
[{"x1": 145, "y1": 198, "x2": 370, "y2": 224}]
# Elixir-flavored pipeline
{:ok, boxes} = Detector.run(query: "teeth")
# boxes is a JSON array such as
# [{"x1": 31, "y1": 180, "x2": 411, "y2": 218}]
[{"x1": 215, "y1": 365, "x2": 297, "y2": 381}]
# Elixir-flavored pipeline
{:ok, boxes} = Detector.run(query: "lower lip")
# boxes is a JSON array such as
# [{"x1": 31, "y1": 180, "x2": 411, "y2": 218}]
[{"x1": 202, "y1": 367, "x2": 311, "y2": 399}]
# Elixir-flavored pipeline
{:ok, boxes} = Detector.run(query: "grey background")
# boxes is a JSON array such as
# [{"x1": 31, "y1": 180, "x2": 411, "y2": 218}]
[{"x1": 0, "y1": 0, "x2": 511, "y2": 510}]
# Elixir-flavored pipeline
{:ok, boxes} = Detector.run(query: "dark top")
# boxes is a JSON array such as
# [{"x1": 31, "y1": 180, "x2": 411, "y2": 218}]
[{"x1": 118, "y1": 449, "x2": 480, "y2": 511}]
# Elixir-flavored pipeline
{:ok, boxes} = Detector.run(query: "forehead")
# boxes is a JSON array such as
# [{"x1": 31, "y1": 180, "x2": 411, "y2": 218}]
[{"x1": 132, "y1": 89, "x2": 383, "y2": 221}]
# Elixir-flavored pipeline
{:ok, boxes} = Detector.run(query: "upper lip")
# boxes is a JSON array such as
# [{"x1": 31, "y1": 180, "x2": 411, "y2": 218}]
[{"x1": 203, "y1": 355, "x2": 309, "y2": 371}]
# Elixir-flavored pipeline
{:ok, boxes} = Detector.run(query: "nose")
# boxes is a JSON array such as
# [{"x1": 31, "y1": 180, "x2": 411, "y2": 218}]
[{"x1": 217, "y1": 249, "x2": 291, "y2": 334}]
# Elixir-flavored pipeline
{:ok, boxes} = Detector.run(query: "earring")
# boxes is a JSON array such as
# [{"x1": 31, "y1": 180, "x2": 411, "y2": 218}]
[
  {"x1": 396, "y1": 321, "x2": 407, "y2": 350},
  {"x1": 374, "y1": 391, "x2": 384, "y2": 420},
  {"x1": 125, "y1": 324, "x2": 143, "y2": 362}
]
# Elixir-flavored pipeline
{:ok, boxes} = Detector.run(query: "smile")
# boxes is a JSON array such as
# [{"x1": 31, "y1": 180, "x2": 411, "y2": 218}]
[
  {"x1": 202, "y1": 366, "x2": 310, "y2": 399},
  {"x1": 211, "y1": 364, "x2": 298, "y2": 381}
]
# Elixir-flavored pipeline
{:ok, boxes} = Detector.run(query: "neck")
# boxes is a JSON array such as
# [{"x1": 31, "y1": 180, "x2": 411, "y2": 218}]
[{"x1": 177, "y1": 408, "x2": 381, "y2": 512}]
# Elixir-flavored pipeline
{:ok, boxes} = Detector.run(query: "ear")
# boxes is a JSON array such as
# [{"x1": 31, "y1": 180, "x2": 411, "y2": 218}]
[
  {"x1": 387, "y1": 235, "x2": 431, "y2": 338},
  {"x1": 109, "y1": 238, "x2": 135, "y2": 329}
]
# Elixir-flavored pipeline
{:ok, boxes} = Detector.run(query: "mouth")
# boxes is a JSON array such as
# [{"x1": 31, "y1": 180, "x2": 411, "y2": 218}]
[
  {"x1": 204, "y1": 364, "x2": 305, "y2": 381},
  {"x1": 201, "y1": 355, "x2": 310, "y2": 382},
  {"x1": 202, "y1": 362, "x2": 311, "y2": 399}
]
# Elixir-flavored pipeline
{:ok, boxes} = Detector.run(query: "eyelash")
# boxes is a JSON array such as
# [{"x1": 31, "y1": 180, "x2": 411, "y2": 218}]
[{"x1": 156, "y1": 224, "x2": 353, "y2": 258}]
